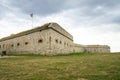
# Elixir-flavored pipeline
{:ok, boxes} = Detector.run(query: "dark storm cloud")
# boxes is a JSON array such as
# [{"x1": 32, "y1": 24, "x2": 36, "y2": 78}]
[
  {"x1": 9, "y1": 0, "x2": 70, "y2": 16},
  {"x1": 1, "y1": 0, "x2": 120, "y2": 25},
  {"x1": 11, "y1": 0, "x2": 120, "y2": 31},
  {"x1": 6, "y1": 0, "x2": 120, "y2": 16},
  {"x1": 68, "y1": 0, "x2": 120, "y2": 25}
]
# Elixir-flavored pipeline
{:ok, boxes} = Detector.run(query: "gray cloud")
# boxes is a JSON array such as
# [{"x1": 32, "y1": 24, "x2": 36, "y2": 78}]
[
  {"x1": 65, "y1": 0, "x2": 120, "y2": 27},
  {"x1": 9, "y1": 0, "x2": 70, "y2": 16},
  {"x1": 1, "y1": 0, "x2": 120, "y2": 28},
  {"x1": 112, "y1": 15, "x2": 120, "y2": 24},
  {"x1": 0, "y1": 2, "x2": 10, "y2": 19},
  {"x1": 5, "y1": 0, "x2": 120, "y2": 17},
  {"x1": 0, "y1": 5, "x2": 5, "y2": 19}
]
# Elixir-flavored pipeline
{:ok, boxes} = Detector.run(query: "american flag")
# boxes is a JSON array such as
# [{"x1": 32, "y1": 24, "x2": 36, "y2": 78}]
[{"x1": 30, "y1": 13, "x2": 33, "y2": 17}]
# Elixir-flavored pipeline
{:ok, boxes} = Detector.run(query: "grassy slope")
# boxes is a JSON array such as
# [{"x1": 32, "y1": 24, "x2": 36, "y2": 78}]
[{"x1": 0, "y1": 53, "x2": 120, "y2": 80}]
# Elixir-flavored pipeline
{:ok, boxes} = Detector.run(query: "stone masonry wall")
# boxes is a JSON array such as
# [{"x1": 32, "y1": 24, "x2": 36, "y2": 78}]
[
  {"x1": 0, "y1": 23, "x2": 110, "y2": 55},
  {"x1": 0, "y1": 28, "x2": 84, "y2": 55},
  {"x1": 43, "y1": 28, "x2": 83, "y2": 55},
  {"x1": 0, "y1": 29, "x2": 51, "y2": 55},
  {"x1": 84, "y1": 45, "x2": 110, "y2": 53}
]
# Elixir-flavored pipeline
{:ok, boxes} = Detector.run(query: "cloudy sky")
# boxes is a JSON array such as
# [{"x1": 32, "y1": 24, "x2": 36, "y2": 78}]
[{"x1": 0, "y1": 0, "x2": 120, "y2": 52}]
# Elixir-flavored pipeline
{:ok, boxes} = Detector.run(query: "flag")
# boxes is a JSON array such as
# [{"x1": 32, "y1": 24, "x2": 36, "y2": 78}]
[{"x1": 30, "y1": 13, "x2": 33, "y2": 17}]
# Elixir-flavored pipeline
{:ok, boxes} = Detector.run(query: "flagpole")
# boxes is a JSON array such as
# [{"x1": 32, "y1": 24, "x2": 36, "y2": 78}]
[
  {"x1": 32, "y1": 15, "x2": 33, "y2": 28},
  {"x1": 30, "y1": 13, "x2": 33, "y2": 28}
]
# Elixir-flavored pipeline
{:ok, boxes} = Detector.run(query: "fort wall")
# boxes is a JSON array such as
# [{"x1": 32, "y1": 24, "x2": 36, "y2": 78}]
[
  {"x1": 0, "y1": 23, "x2": 110, "y2": 55},
  {"x1": 84, "y1": 45, "x2": 110, "y2": 53}
]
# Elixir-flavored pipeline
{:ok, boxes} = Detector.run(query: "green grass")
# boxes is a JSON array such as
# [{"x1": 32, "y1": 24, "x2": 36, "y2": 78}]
[{"x1": 0, "y1": 53, "x2": 120, "y2": 80}]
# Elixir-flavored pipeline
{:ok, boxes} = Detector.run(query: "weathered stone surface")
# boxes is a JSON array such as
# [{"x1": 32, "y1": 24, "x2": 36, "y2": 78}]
[
  {"x1": 0, "y1": 22, "x2": 110, "y2": 55},
  {"x1": 83, "y1": 45, "x2": 110, "y2": 53}
]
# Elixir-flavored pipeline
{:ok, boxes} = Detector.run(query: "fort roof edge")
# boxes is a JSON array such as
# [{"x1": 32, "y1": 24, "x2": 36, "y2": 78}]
[{"x1": 0, "y1": 22, "x2": 73, "y2": 42}]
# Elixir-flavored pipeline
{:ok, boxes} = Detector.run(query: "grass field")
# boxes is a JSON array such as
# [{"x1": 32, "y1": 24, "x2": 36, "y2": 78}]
[{"x1": 0, "y1": 53, "x2": 120, "y2": 80}]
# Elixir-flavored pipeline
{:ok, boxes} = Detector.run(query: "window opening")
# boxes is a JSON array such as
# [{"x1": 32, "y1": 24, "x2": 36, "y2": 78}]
[
  {"x1": 38, "y1": 39, "x2": 43, "y2": 43},
  {"x1": 17, "y1": 43, "x2": 20, "y2": 46},
  {"x1": 25, "y1": 42, "x2": 28, "y2": 45}
]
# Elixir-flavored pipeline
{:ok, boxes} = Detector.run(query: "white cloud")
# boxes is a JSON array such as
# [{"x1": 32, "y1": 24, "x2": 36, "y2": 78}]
[{"x1": 0, "y1": 0, "x2": 120, "y2": 52}]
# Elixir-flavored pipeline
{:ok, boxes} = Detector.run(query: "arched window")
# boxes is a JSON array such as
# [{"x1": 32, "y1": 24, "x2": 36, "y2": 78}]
[
  {"x1": 55, "y1": 39, "x2": 58, "y2": 43},
  {"x1": 17, "y1": 43, "x2": 20, "y2": 46}
]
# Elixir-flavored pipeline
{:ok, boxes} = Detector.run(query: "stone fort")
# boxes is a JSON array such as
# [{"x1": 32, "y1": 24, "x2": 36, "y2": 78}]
[{"x1": 0, "y1": 22, "x2": 110, "y2": 55}]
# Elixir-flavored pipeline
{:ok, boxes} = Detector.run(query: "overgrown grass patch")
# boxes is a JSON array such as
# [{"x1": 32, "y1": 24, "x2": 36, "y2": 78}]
[{"x1": 0, "y1": 53, "x2": 120, "y2": 80}]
